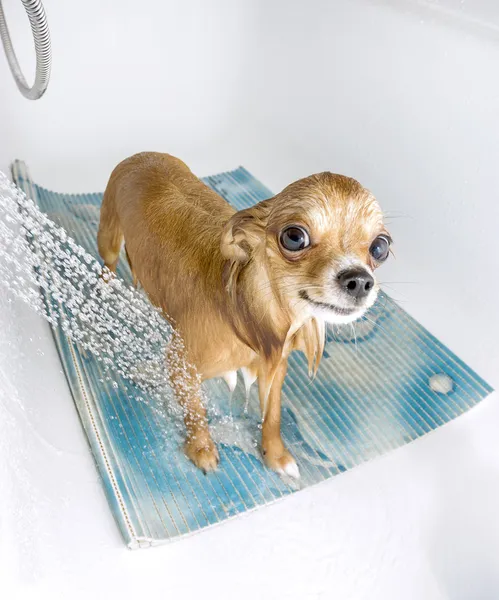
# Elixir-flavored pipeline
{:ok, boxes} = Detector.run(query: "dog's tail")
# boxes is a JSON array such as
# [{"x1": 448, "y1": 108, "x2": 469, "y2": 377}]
[{"x1": 97, "y1": 176, "x2": 123, "y2": 274}]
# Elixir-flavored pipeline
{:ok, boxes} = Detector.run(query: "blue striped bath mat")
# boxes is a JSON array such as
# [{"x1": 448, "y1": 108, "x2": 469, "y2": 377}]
[{"x1": 11, "y1": 160, "x2": 493, "y2": 548}]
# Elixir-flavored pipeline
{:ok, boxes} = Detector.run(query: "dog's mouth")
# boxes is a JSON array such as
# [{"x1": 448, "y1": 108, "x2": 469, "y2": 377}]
[{"x1": 299, "y1": 290, "x2": 360, "y2": 316}]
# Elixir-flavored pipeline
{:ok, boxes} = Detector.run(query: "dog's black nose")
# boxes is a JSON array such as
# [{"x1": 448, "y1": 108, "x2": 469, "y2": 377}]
[{"x1": 338, "y1": 269, "x2": 374, "y2": 300}]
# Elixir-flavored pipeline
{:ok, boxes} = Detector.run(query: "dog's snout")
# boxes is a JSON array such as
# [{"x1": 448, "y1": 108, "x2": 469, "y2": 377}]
[{"x1": 337, "y1": 269, "x2": 374, "y2": 300}]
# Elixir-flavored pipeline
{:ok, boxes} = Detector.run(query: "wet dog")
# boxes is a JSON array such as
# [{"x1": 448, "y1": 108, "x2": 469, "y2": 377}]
[{"x1": 98, "y1": 152, "x2": 391, "y2": 478}]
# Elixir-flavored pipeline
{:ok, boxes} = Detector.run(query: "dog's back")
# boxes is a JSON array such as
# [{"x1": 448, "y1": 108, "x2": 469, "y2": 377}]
[{"x1": 98, "y1": 152, "x2": 234, "y2": 315}]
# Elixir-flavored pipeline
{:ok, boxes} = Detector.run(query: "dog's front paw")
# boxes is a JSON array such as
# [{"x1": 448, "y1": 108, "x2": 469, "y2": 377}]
[
  {"x1": 263, "y1": 442, "x2": 300, "y2": 479},
  {"x1": 184, "y1": 435, "x2": 220, "y2": 474}
]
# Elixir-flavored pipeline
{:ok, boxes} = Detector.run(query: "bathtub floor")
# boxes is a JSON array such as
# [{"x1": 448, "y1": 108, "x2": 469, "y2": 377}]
[{"x1": 1, "y1": 156, "x2": 499, "y2": 600}]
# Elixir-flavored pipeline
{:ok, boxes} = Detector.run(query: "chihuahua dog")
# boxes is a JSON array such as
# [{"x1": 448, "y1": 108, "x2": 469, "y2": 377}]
[{"x1": 98, "y1": 152, "x2": 391, "y2": 479}]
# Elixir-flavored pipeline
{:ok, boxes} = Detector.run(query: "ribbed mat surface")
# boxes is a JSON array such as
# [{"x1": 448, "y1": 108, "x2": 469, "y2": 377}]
[{"x1": 12, "y1": 160, "x2": 493, "y2": 548}]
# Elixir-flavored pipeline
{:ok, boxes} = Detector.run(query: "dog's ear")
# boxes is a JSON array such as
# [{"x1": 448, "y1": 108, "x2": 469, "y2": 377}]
[{"x1": 220, "y1": 201, "x2": 271, "y2": 263}]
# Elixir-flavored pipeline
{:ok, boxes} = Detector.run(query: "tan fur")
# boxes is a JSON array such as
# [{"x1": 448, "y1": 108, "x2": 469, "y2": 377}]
[{"x1": 98, "y1": 152, "x2": 389, "y2": 476}]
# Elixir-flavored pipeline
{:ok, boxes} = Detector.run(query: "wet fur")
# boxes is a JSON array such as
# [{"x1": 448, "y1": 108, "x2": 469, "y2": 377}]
[{"x1": 98, "y1": 152, "x2": 387, "y2": 477}]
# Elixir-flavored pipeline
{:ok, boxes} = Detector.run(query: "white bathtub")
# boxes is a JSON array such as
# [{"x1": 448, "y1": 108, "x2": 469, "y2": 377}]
[{"x1": 1, "y1": 1, "x2": 498, "y2": 598}]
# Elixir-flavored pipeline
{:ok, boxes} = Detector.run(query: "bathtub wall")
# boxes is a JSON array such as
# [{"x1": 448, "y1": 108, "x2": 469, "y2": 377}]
[{"x1": 0, "y1": 0, "x2": 257, "y2": 186}]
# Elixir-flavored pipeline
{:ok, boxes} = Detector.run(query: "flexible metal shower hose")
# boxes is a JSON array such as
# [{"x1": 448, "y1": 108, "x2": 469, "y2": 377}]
[{"x1": 0, "y1": 0, "x2": 51, "y2": 100}]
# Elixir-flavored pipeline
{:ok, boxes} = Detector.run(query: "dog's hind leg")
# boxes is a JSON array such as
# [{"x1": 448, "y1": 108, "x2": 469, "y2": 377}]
[
  {"x1": 167, "y1": 332, "x2": 219, "y2": 474},
  {"x1": 124, "y1": 245, "x2": 139, "y2": 288},
  {"x1": 97, "y1": 185, "x2": 123, "y2": 275}
]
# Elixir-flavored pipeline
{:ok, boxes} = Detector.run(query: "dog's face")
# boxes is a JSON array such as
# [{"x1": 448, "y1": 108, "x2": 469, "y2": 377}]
[
  {"x1": 221, "y1": 172, "x2": 390, "y2": 327},
  {"x1": 265, "y1": 173, "x2": 390, "y2": 324}
]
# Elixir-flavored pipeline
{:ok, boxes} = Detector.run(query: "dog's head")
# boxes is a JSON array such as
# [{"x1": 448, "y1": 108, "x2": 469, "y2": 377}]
[{"x1": 221, "y1": 172, "x2": 390, "y2": 328}]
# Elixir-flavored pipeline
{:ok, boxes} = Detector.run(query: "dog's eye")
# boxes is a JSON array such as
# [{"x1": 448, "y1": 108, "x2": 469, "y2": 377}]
[
  {"x1": 280, "y1": 226, "x2": 310, "y2": 252},
  {"x1": 369, "y1": 235, "x2": 391, "y2": 262}
]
